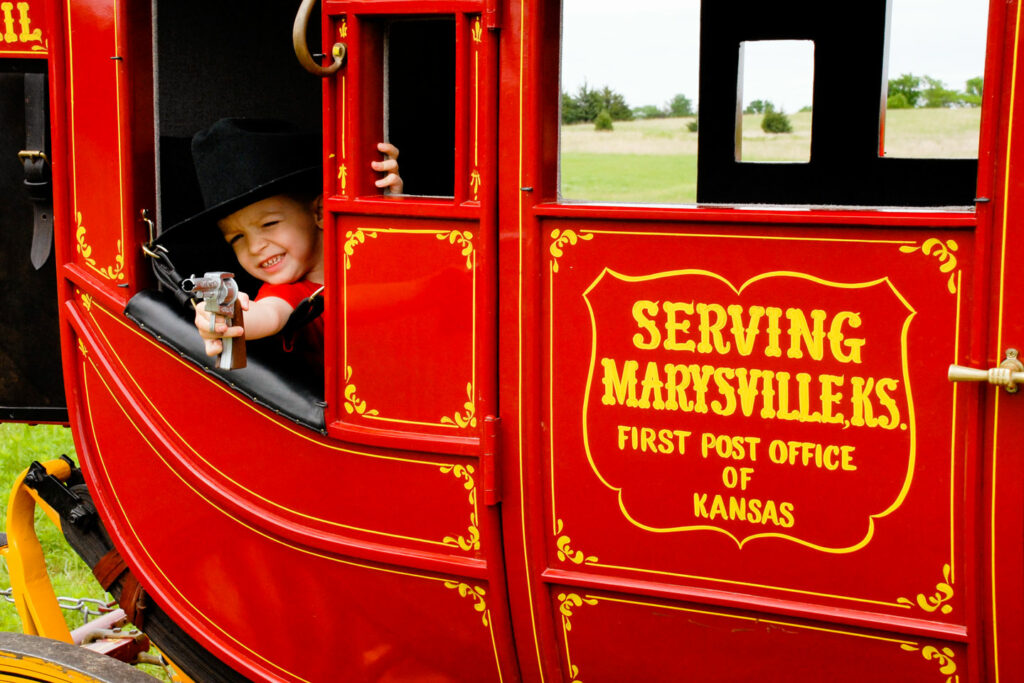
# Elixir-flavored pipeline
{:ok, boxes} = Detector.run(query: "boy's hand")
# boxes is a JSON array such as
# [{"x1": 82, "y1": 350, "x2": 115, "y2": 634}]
[
  {"x1": 372, "y1": 142, "x2": 403, "y2": 195},
  {"x1": 194, "y1": 292, "x2": 249, "y2": 357}
]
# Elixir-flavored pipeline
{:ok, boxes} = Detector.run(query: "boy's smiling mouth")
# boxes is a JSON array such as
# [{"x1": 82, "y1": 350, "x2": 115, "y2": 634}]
[{"x1": 259, "y1": 254, "x2": 285, "y2": 270}]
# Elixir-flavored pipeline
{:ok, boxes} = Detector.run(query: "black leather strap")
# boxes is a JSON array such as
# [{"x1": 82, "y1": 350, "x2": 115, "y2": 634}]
[{"x1": 21, "y1": 72, "x2": 52, "y2": 270}]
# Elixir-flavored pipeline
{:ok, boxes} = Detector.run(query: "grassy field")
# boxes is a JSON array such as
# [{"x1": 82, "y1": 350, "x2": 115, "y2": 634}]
[
  {"x1": 0, "y1": 423, "x2": 101, "y2": 633},
  {"x1": 560, "y1": 107, "x2": 981, "y2": 204}
]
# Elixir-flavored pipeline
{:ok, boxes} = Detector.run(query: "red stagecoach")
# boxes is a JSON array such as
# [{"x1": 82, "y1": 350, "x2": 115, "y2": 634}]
[{"x1": 0, "y1": 0, "x2": 1021, "y2": 680}]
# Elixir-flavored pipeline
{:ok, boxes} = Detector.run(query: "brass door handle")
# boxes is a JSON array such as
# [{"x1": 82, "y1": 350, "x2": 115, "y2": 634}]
[
  {"x1": 948, "y1": 348, "x2": 1024, "y2": 393},
  {"x1": 293, "y1": 0, "x2": 345, "y2": 77}
]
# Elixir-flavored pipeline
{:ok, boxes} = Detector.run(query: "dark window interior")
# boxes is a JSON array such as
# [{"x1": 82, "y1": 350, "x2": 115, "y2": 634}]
[
  {"x1": 697, "y1": 0, "x2": 977, "y2": 206},
  {"x1": 0, "y1": 61, "x2": 65, "y2": 421},
  {"x1": 385, "y1": 18, "x2": 456, "y2": 197}
]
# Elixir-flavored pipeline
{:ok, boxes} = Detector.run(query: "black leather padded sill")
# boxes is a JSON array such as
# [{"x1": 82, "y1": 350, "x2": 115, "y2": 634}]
[{"x1": 124, "y1": 289, "x2": 326, "y2": 433}]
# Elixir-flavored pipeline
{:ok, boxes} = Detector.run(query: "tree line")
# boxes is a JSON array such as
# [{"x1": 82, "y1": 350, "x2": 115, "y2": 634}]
[
  {"x1": 562, "y1": 74, "x2": 984, "y2": 130},
  {"x1": 887, "y1": 74, "x2": 983, "y2": 109}
]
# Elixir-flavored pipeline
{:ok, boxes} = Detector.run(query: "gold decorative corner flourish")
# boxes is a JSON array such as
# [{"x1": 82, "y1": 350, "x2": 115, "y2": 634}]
[
  {"x1": 74, "y1": 212, "x2": 125, "y2": 281},
  {"x1": 899, "y1": 239, "x2": 959, "y2": 294},
  {"x1": 436, "y1": 230, "x2": 475, "y2": 269},
  {"x1": 77, "y1": 339, "x2": 88, "y2": 356},
  {"x1": 897, "y1": 563, "x2": 954, "y2": 615},
  {"x1": 472, "y1": 17, "x2": 483, "y2": 42},
  {"x1": 441, "y1": 382, "x2": 477, "y2": 428},
  {"x1": 441, "y1": 463, "x2": 480, "y2": 551},
  {"x1": 342, "y1": 366, "x2": 378, "y2": 416},
  {"x1": 343, "y1": 228, "x2": 377, "y2": 269},
  {"x1": 338, "y1": 163, "x2": 348, "y2": 193},
  {"x1": 554, "y1": 518, "x2": 598, "y2": 565},
  {"x1": 80, "y1": 292, "x2": 92, "y2": 311},
  {"x1": 550, "y1": 229, "x2": 593, "y2": 272},
  {"x1": 444, "y1": 581, "x2": 489, "y2": 627},
  {"x1": 339, "y1": 18, "x2": 348, "y2": 39},
  {"x1": 900, "y1": 643, "x2": 959, "y2": 682},
  {"x1": 557, "y1": 592, "x2": 597, "y2": 683}
]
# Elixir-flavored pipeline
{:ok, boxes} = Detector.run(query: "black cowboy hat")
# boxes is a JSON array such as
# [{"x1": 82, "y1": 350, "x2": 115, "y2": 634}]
[
  {"x1": 150, "y1": 118, "x2": 322, "y2": 300},
  {"x1": 164, "y1": 118, "x2": 322, "y2": 237}
]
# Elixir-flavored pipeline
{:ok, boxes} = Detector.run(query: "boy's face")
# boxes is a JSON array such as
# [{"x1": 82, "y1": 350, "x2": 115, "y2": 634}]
[{"x1": 217, "y1": 194, "x2": 324, "y2": 285}]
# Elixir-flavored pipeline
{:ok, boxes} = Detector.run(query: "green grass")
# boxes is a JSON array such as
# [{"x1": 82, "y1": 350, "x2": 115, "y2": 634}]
[
  {"x1": 0, "y1": 423, "x2": 102, "y2": 634},
  {"x1": 561, "y1": 153, "x2": 698, "y2": 204}
]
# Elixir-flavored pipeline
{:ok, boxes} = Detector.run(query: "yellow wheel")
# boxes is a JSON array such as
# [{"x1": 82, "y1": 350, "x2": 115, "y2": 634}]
[{"x1": 0, "y1": 632, "x2": 156, "y2": 682}]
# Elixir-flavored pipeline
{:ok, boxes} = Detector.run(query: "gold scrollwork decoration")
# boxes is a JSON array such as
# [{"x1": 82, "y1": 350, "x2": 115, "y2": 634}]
[
  {"x1": 339, "y1": 17, "x2": 348, "y2": 39},
  {"x1": 436, "y1": 229, "x2": 475, "y2": 269},
  {"x1": 550, "y1": 228, "x2": 594, "y2": 273},
  {"x1": 897, "y1": 563, "x2": 954, "y2": 615},
  {"x1": 79, "y1": 292, "x2": 92, "y2": 311},
  {"x1": 899, "y1": 238, "x2": 959, "y2": 294},
  {"x1": 554, "y1": 518, "x2": 598, "y2": 565},
  {"x1": 441, "y1": 463, "x2": 480, "y2": 551},
  {"x1": 74, "y1": 213, "x2": 125, "y2": 280},
  {"x1": 77, "y1": 339, "x2": 88, "y2": 356},
  {"x1": 342, "y1": 366, "x2": 378, "y2": 416},
  {"x1": 338, "y1": 163, "x2": 348, "y2": 193},
  {"x1": 441, "y1": 382, "x2": 477, "y2": 428},
  {"x1": 444, "y1": 580, "x2": 489, "y2": 627},
  {"x1": 343, "y1": 228, "x2": 377, "y2": 268},
  {"x1": 558, "y1": 592, "x2": 598, "y2": 631},
  {"x1": 901, "y1": 643, "x2": 959, "y2": 682},
  {"x1": 471, "y1": 17, "x2": 482, "y2": 42}
]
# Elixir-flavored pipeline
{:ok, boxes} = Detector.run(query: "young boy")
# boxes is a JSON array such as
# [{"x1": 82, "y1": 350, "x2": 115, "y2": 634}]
[{"x1": 178, "y1": 118, "x2": 401, "y2": 358}]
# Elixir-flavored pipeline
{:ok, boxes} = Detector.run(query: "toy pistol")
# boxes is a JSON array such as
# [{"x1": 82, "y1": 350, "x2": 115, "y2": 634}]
[{"x1": 181, "y1": 271, "x2": 247, "y2": 371}]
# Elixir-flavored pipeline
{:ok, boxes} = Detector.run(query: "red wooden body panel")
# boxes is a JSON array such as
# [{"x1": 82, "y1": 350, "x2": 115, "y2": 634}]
[{"x1": 24, "y1": 0, "x2": 1024, "y2": 679}]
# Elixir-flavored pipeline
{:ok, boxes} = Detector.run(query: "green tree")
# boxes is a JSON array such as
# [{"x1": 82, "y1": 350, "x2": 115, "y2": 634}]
[
  {"x1": 744, "y1": 99, "x2": 769, "y2": 114},
  {"x1": 921, "y1": 76, "x2": 960, "y2": 108},
  {"x1": 962, "y1": 76, "x2": 984, "y2": 107},
  {"x1": 594, "y1": 109, "x2": 614, "y2": 131},
  {"x1": 633, "y1": 104, "x2": 667, "y2": 119},
  {"x1": 561, "y1": 91, "x2": 586, "y2": 124},
  {"x1": 598, "y1": 86, "x2": 634, "y2": 121},
  {"x1": 667, "y1": 93, "x2": 694, "y2": 117},
  {"x1": 888, "y1": 74, "x2": 922, "y2": 108}
]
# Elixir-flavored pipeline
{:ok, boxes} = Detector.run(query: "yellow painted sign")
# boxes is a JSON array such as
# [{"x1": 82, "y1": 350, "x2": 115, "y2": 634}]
[
  {"x1": 0, "y1": 1, "x2": 45, "y2": 56},
  {"x1": 581, "y1": 269, "x2": 916, "y2": 552}
]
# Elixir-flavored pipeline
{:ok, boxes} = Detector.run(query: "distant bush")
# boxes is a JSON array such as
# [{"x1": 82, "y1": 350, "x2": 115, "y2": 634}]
[
  {"x1": 686, "y1": 120, "x2": 698, "y2": 133},
  {"x1": 761, "y1": 109, "x2": 792, "y2": 134},
  {"x1": 667, "y1": 94, "x2": 694, "y2": 117},
  {"x1": 594, "y1": 109, "x2": 614, "y2": 131},
  {"x1": 887, "y1": 93, "x2": 911, "y2": 109}
]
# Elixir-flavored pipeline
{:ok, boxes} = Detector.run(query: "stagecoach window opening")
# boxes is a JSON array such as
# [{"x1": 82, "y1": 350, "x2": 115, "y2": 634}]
[
  {"x1": 736, "y1": 40, "x2": 813, "y2": 163},
  {"x1": 383, "y1": 18, "x2": 456, "y2": 197},
  {"x1": 558, "y1": 0, "x2": 701, "y2": 205},
  {"x1": 881, "y1": 0, "x2": 986, "y2": 159},
  {"x1": 134, "y1": 0, "x2": 328, "y2": 432}
]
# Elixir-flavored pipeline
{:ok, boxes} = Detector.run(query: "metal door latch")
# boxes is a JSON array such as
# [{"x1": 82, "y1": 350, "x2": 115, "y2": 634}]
[{"x1": 948, "y1": 348, "x2": 1024, "y2": 393}]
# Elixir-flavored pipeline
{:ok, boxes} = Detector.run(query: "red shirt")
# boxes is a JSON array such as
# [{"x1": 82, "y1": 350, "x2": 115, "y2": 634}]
[{"x1": 256, "y1": 280, "x2": 324, "y2": 359}]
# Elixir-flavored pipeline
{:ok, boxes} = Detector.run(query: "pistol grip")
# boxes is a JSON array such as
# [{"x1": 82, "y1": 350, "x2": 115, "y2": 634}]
[{"x1": 217, "y1": 299, "x2": 247, "y2": 371}]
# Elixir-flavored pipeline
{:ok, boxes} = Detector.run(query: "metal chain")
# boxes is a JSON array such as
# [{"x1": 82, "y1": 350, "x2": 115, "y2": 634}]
[{"x1": 0, "y1": 587, "x2": 114, "y2": 624}]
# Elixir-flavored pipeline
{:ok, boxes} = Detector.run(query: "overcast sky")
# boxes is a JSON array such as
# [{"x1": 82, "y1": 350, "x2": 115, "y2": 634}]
[{"x1": 562, "y1": 0, "x2": 989, "y2": 113}]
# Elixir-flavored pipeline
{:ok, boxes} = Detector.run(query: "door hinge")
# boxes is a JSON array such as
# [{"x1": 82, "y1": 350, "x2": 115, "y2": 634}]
[
  {"x1": 481, "y1": 415, "x2": 501, "y2": 505},
  {"x1": 484, "y1": 0, "x2": 501, "y2": 30}
]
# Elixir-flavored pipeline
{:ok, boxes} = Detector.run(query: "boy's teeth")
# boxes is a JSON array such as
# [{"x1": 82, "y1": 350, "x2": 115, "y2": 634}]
[{"x1": 261, "y1": 255, "x2": 282, "y2": 267}]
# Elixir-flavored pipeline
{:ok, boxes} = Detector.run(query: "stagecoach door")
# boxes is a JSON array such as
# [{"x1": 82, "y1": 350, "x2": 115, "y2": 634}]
[
  {"x1": 496, "y1": 0, "x2": 1024, "y2": 680},
  {"x1": 316, "y1": 0, "x2": 518, "y2": 679}
]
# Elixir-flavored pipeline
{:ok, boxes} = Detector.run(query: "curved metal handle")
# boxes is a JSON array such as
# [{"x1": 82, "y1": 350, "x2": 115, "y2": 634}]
[
  {"x1": 949, "y1": 348, "x2": 1024, "y2": 393},
  {"x1": 293, "y1": 0, "x2": 345, "y2": 77}
]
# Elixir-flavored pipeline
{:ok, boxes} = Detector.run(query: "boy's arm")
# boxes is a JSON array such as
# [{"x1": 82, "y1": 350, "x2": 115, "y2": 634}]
[{"x1": 194, "y1": 292, "x2": 294, "y2": 357}]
